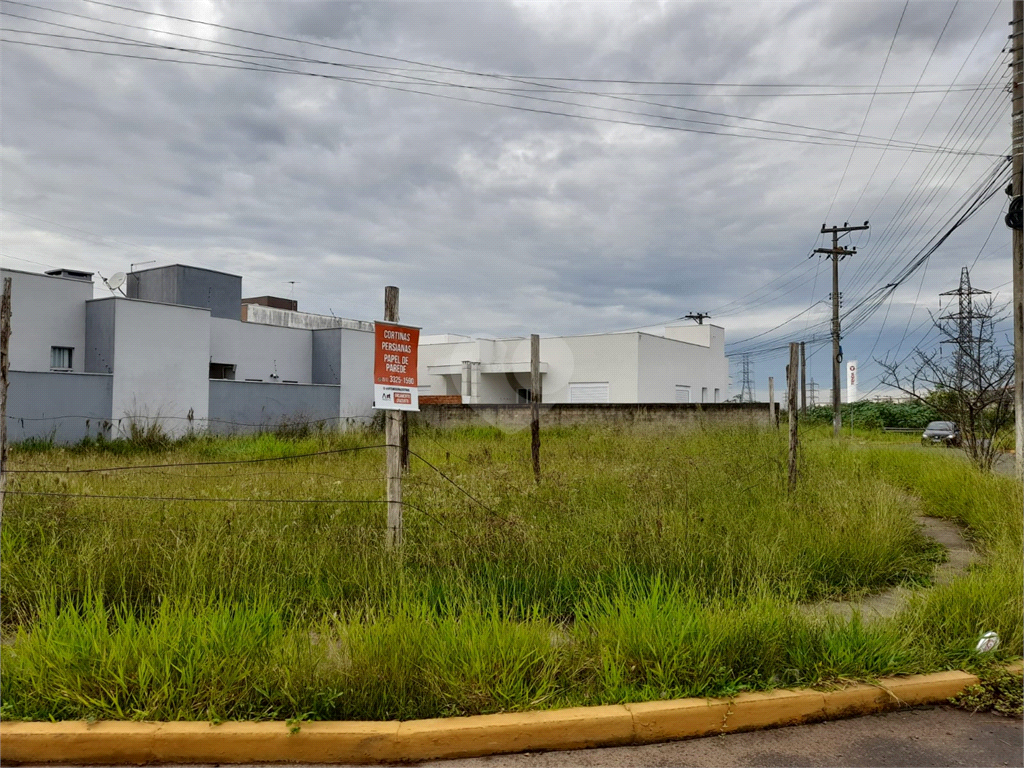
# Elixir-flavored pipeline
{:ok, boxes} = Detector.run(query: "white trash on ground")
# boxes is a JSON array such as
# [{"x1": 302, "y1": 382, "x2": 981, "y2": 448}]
[{"x1": 974, "y1": 631, "x2": 1000, "y2": 653}]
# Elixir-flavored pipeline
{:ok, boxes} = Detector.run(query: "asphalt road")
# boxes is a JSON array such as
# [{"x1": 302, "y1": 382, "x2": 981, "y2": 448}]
[
  {"x1": 95, "y1": 706, "x2": 1022, "y2": 768},
  {"x1": 428, "y1": 707, "x2": 1023, "y2": 768}
]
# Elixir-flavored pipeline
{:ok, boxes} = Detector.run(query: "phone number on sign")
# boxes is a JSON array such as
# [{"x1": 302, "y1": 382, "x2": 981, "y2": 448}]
[{"x1": 380, "y1": 376, "x2": 416, "y2": 385}]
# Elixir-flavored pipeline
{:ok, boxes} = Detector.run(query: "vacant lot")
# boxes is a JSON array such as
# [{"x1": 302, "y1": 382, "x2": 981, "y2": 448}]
[{"x1": 1, "y1": 424, "x2": 1020, "y2": 722}]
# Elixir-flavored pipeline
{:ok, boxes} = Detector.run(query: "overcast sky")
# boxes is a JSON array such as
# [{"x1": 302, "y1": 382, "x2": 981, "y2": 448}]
[{"x1": 0, "y1": 0, "x2": 1015, "y2": 398}]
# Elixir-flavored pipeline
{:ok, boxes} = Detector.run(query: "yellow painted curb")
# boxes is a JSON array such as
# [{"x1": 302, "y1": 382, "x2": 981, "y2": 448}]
[{"x1": 1, "y1": 665, "x2": 1018, "y2": 765}]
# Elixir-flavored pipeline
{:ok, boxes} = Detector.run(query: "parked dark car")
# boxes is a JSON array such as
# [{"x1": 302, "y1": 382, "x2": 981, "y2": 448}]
[{"x1": 921, "y1": 421, "x2": 960, "y2": 447}]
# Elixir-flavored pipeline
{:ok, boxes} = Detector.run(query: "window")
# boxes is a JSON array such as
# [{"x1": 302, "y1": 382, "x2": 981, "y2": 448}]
[
  {"x1": 517, "y1": 388, "x2": 534, "y2": 403},
  {"x1": 569, "y1": 382, "x2": 609, "y2": 403},
  {"x1": 714, "y1": 388, "x2": 720, "y2": 403},
  {"x1": 209, "y1": 362, "x2": 236, "y2": 380},
  {"x1": 50, "y1": 346, "x2": 73, "y2": 370},
  {"x1": 675, "y1": 385, "x2": 691, "y2": 403},
  {"x1": 701, "y1": 387, "x2": 708, "y2": 403}
]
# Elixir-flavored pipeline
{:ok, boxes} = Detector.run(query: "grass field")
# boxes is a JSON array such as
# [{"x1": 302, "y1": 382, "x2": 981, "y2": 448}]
[{"x1": 1, "y1": 423, "x2": 1020, "y2": 722}]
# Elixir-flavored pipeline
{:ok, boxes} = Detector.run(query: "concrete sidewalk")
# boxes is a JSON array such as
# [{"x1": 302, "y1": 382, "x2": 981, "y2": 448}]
[{"x1": 427, "y1": 706, "x2": 1022, "y2": 768}]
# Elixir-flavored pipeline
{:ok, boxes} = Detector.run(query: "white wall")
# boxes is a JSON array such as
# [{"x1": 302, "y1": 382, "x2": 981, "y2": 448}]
[
  {"x1": 548, "y1": 334, "x2": 640, "y2": 403},
  {"x1": 339, "y1": 327, "x2": 375, "y2": 422},
  {"x1": 210, "y1": 317, "x2": 312, "y2": 383},
  {"x1": 1, "y1": 268, "x2": 92, "y2": 372},
  {"x1": 109, "y1": 298, "x2": 210, "y2": 437},
  {"x1": 418, "y1": 339, "x2": 481, "y2": 398},
  {"x1": 416, "y1": 327, "x2": 729, "y2": 405},
  {"x1": 637, "y1": 333, "x2": 728, "y2": 403}
]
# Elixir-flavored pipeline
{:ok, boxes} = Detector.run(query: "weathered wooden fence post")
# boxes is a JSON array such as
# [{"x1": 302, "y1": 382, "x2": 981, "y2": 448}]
[
  {"x1": 384, "y1": 286, "x2": 402, "y2": 548},
  {"x1": 788, "y1": 343, "x2": 800, "y2": 492},
  {"x1": 531, "y1": 333, "x2": 541, "y2": 482},
  {"x1": 0, "y1": 278, "x2": 10, "y2": 528}
]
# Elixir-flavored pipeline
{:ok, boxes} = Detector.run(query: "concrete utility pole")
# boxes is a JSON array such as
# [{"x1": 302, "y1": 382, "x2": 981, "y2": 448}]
[
  {"x1": 800, "y1": 341, "x2": 807, "y2": 415},
  {"x1": 1013, "y1": 0, "x2": 1024, "y2": 480},
  {"x1": 384, "y1": 286, "x2": 403, "y2": 548},
  {"x1": 685, "y1": 312, "x2": 711, "y2": 325},
  {"x1": 816, "y1": 221, "x2": 869, "y2": 437},
  {"x1": 0, "y1": 278, "x2": 10, "y2": 529},
  {"x1": 768, "y1": 376, "x2": 775, "y2": 428},
  {"x1": 530, "y1": 334, "x2": 541, "y2": 483}
]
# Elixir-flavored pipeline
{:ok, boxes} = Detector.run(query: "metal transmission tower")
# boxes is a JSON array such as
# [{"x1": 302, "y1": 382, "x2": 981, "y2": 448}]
[
  {"x1": 807, "y1": 378, "x2": 819, "y2": 409},
  {"x1": 815, "y1": 221, "x2": 869, "y2": 437},
  {"x1": 939, "y1": 266, "x2": 991, "y2": 389},
  {"x1": 739, "y1": 354, "x2": 755, "y2": 402}
]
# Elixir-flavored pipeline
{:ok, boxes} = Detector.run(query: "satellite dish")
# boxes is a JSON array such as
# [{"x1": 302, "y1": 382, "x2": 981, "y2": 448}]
[{"x1": 107, "y1": 272, "x2": 126, "y2": 291}]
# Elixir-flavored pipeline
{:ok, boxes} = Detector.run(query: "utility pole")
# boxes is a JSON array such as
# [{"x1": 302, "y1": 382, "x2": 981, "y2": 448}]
[
  {"x1": 1012, "y1": 0, "x2": 1024, "y2": 480},
  {"x1": 768, "y1": 376, "x2": 775, "y2": 428},
  {"x1": 685, "y1": 312, "x2": 711, "y2": 325},
  {"x1": 384, "y1": 286, "x2": 403, "y2": 549},
  {"x1": 530, "y1": 333, "x2": 541, "y2": 483},
  {"x1": 800, "y1": 341, "x2": 807, "y2": 415},
  {"x1": 816, "y1": 221, "x2": 869, "y2": 437},
  {"x1": 0, "y1": 278, "x2": 10, "y2": 530}
]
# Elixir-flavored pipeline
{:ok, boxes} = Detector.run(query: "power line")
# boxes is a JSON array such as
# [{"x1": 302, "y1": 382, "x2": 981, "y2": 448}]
[
  {"x1": 1, "y1": 34, "x2": 1000, "y2": 158},
  {"x1": 821, "y1": 0, "x2": 913, "y2": 224},
  {"x1": 845, "y1": 0, "x2": 999, "y2": 222},
  {"x1": 0, "y1": 3, "x2": 1002, "y2": 157}
]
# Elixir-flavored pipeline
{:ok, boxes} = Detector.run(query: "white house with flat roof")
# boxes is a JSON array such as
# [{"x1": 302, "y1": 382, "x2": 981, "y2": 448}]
[
  {"x1": 2, "y1": 264, "x2": 375, "y2": 442},
  {"x1": 3, "y1": 261, "x2": 731, "y2": 443},
  {"x1": 417, "y1": 322, "x2": 728, "y2": 405}
]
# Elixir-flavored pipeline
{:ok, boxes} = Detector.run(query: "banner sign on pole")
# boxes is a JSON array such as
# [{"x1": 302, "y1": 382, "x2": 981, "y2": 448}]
[
  {"x1": 373, "y1": 322, "x2": 420, "y2": 411},
  {"x1": 846, "y1": 360, "x2": 858, "y2": 404}
]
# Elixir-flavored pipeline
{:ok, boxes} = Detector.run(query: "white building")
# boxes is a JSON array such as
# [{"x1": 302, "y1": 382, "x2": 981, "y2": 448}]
[
  {"x1": 2, "y1": 264, "x2": 375, "y2": 442},
  {"x1": 2, "y1": 261, "x2": 731, "y2": 443},
  {"x1": 417, "y1": 323, "x2": 728, "y2": 405}
]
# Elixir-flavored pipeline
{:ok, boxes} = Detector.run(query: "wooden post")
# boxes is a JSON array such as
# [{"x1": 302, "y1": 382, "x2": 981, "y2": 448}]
[
  {"x1": 400, "y1": 412, "x2": 409, "y2": 473},
  {"x1": 788, "y1": 343, "x2": 799, "y2": 492},
  {"x1": 800, "y1": 341, "x2": 807, "y2": 415},
  {"x1": 530, "y1": 333, "x2": 541, "y2": 483},
  {"x1": 0, "y1": 278, "x2": 10, "y2": 529},
  {"x1": 384, "y1": 286, "x2": 402, "y2": 548},
  {"x1": 768, "y1": 376, "x2": 775, "y2": 428}
]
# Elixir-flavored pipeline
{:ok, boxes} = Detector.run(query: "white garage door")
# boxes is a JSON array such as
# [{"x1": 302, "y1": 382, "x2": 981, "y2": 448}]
[
  {"x1": 569, "y1": 382, "x2": 610, "y2": 403},
  {"x1": 675, "y1": 385, "x2": 691, "y2": 403}
]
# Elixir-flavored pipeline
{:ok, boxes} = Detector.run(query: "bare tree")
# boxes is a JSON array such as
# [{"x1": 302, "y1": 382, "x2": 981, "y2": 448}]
[{"x1": 877, "y1": 297, "x2": 1015, "y2": 472}]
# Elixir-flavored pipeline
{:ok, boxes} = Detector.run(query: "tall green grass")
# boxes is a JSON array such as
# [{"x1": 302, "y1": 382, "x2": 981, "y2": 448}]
[{"x1": 1, "y1": 425, "x2": 1019, "y2": 721}]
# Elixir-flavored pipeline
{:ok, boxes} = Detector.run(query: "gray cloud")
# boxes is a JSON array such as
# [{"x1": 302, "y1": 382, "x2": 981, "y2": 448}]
[{"x1": 0, "y1": 0, "x2": 1012, "y2": 398}]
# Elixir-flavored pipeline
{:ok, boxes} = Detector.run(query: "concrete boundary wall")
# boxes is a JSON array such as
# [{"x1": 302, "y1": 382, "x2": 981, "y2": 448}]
[
  {"x1": 208, "y1": 380, "x2": 341, "y2": 434},
  {"x1": 6, "y1": 370, "x2": 113, "y2": 444},
  {"x1": 413, "y1": 402, "x2": 780, "y2": 431}
]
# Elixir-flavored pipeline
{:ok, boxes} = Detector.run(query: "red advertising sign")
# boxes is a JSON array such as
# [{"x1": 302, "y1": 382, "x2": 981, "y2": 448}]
[{"x1": 373, "y1": 322, "x2": 420, "y2": 411}]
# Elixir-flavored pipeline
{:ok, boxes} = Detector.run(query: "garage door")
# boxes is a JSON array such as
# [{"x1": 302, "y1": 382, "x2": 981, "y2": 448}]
[
  {"x1": 569, "y1": 382, "x2": 610, "y2": 403},
  {"x1": 675, "y1": 385, "x2": 691, "y2": 403}
]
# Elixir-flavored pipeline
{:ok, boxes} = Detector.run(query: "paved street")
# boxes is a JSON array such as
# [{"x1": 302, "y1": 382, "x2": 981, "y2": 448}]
[
  {"x1": 114, "y1": 706, "x2": 1022, "y2": 768},
  {"x1": 426, "y1": 707, "x2": 1022, "y2": 768}
]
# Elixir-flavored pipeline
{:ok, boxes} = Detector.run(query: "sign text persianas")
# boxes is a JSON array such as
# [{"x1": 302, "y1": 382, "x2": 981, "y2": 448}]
[{"x1": 373, "y1": 322, "x2": 420, "y2": 411}]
